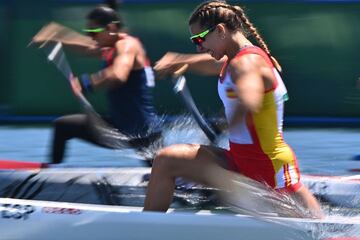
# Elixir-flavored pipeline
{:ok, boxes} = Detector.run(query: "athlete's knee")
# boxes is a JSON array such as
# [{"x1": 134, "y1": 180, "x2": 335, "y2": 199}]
[
  {"x1": 156, "y1": 145, "x2": 177, "y2": 157},
  {"x1": 53, "y1": 116, "x2": 69, "y2": 129},
  {"x1": 53, "y1": 116, "x2": 75, "y2": 140},
  {"x1": 154, "y1": 144, "x2": 200, "y2": 176},
  {"x1": 152, "y1": 146, "x2": 177, "y2": 170},
  {"x1": 152, "y1": 144, "x2": 189, "y2": 173}
]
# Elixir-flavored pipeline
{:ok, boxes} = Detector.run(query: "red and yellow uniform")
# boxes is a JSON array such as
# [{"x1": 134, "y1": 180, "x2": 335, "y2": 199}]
[{"x1": 218, "y1": 46, "x2": 301, "y2": 192}]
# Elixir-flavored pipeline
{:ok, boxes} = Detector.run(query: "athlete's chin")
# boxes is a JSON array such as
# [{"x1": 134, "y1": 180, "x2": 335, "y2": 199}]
[
  {"x1": 206, "y1": 50, "x2": 222, "y2": 61},
  {"x1": 212, "y1": 54, "x2": 223, "y2": 61},
  {"x1": 96, "y1": 41, "x2": 108, "y2": 48}
]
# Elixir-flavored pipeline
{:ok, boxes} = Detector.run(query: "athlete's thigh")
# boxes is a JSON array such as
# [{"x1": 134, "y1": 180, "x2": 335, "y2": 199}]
[
  {"x1": 156, "y1": 144, "x2": 228, "y2": 179},
  {"x1": 55, "y1": 114, "x2": 102, "y2": 143},
  {"x1": 55, "y1": 114, "x2": 88, "y2": 129},
  {"x1": 203, "y1": 145, "x2": 229, "y2": 169}
]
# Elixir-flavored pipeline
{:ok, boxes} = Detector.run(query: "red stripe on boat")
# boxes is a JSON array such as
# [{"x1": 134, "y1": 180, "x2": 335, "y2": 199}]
[{"x1": 0, "y1": 160, "x2": 47, "y2": 170}]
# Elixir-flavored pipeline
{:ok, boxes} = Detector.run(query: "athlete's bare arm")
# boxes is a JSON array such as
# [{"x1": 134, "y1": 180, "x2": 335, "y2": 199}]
[
  {"x1": 227, "y1": 54, "x2": 265, "y2": 130},
  {"x1": 154, "y1": 52, "x2": 226, "y2": 78},
  {"x1": 90, "y1": 37, "x2": 138, "y2": 88}
]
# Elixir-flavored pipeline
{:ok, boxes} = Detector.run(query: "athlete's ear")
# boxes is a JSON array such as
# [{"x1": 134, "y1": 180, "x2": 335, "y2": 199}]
[
  {"x1": 216, "y1": 24, "x2": 226, "y2": 38},
  {"x1": 107, "y1": 23, "x2": 118, "y2": 34}
]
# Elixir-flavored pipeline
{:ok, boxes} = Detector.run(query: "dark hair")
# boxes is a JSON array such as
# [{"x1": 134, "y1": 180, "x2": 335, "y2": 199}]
[
  {"x1": 105, "y1": 0, "x2": 120, "y2": 10},
  {"x1": 189, "y1": 0, "x2": 281, "y2": 72},
  {"x1": 87, "y1": 5, "x2": 123, "y2": 29}
]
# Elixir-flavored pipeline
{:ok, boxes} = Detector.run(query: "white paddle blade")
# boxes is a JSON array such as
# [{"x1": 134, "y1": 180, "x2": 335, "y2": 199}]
[
  {"x1": 47, "y1": 42, "x2": 62, "y2": 61},
  {"x1": 43, "y1": 41, "x2": 72, "y2": 81},
  {"x1": 173, "y1": 75, "x2": 186, "y2": 93}
]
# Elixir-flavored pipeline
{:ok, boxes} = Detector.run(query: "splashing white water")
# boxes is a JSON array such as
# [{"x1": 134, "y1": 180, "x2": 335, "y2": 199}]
[{"x1": 131, "y1": 114, "x2": 220, "y2": 161}]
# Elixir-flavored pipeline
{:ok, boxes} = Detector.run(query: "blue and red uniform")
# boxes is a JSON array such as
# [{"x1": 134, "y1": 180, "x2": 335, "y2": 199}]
[{"x1": 101, "y1": 42, "x2": 160, "y2": 137}]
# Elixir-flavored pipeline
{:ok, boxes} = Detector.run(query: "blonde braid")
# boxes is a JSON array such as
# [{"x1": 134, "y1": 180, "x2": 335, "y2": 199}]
[{"x1": 230, "y1": 5, "x2": 282, "y2": 72}]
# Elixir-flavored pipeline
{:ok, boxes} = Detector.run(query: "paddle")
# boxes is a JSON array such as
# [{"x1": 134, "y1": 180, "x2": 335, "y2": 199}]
[
  {"x1": 46, "y1": 42, "x2": 94, "y2": 110},
  {"x1": 171, "y1": 64, "x2": 218, "y2": 143},
  {"x1": 41, "y1": 41, "x2": 130, "y2": 149}
]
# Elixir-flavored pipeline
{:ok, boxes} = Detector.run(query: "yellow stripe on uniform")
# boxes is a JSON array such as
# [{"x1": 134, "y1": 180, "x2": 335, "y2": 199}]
[{"x1": 252, "y1": 92, "x2": 294, "y2": 185}]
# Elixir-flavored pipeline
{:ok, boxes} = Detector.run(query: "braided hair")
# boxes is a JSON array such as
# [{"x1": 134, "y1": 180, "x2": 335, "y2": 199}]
[{"x1": 189, "y1": 0, "x2": 282, "y2": 72}]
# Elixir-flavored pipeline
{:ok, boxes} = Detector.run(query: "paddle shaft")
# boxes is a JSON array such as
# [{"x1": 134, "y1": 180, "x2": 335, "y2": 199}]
[
  {"x1": 46, "y1": 42, "x2": 95, "y2": 111},
  {"x1": 171, "y1": 65, "x2": 217, "y2": 142}
]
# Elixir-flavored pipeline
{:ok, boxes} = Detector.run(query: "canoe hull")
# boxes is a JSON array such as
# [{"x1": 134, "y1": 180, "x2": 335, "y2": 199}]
[{"x1": 1, "y1": 198, "x2": 359, "y2": 240}]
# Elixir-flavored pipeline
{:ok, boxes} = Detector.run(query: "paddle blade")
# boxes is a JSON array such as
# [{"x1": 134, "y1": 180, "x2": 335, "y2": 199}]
[{"x1": 43, "y1": 41, "x2": 72, "y2": 81}]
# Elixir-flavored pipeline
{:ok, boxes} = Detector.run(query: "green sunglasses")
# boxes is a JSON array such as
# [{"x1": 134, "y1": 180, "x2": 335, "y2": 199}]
[
  {"x1": 190, "y1": 26, "x2": 216, "y2": 46},
  {"x1": 82, "y1": 27, "x2": 105, "y2": 36}
]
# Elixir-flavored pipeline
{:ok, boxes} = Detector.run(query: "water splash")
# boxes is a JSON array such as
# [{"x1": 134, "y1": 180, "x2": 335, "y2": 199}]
[
  {"x1": 304, "y1": 206, "x2": 360, "y2": 240},
  {"x1": 126, "y1": 113, "x2": 221, "y2": 161},
  {"x1": 223, "y1": 177, "x2": 360, "y2": 239}
]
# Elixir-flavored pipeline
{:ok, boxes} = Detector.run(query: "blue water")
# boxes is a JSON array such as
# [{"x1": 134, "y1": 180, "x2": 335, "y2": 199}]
[
  {"x1": 1, "y1": 124, "x2": 360, "y2": 175},
  {"x1": 1, "y1": 123, "x2": 360, "y2": 240}
]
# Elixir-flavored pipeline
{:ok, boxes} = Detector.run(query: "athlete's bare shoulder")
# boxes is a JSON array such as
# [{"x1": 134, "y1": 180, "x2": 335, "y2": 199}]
[{"x1": 115, "y1": 33, "x2": 142, "y2": 52}]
